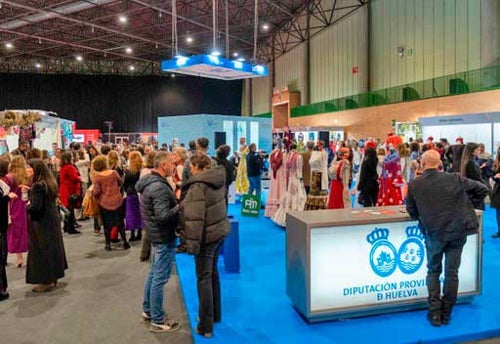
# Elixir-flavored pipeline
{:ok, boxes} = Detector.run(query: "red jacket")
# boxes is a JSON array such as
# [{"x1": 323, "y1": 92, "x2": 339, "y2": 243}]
[{"x1": 59, "y1": 164, "x2": 81, "y2": 207}]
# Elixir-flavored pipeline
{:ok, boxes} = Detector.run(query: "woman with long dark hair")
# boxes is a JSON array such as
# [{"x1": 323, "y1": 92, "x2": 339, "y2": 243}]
[
  {"x1": 26, "y1": 159, "x2": 68, "y2": 292},
  {"x1": 357, "y1": 145, "x2": 379, "y2": 207},
  {"x1": 460, "y1": 142, "x2": 489, "y2": 210},
  {"x1": 123, "y1": 151, "x2": 143, "y2": 242}
]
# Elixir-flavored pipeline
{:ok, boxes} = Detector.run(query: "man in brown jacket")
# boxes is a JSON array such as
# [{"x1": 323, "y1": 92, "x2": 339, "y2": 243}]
[{"x1": 301, "y1": 141, "x2": 314, "y2": 194}]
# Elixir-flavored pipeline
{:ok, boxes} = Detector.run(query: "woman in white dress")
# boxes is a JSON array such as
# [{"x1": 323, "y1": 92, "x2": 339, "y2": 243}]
[{"x1": 271, "y1": 144, "x2": 307, "y2": 227}]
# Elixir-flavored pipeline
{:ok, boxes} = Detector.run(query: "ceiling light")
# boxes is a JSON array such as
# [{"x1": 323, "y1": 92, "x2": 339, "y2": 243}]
[
  {"x1": 210, "y1": 50, "x2": 221, "y2": 57},
  {"x1": 76, "y1": 55, "x2": 83, "y2": 62},
  {"x1": 186, "y1": 36, "x2": 193, "y2": 44},
  {"x1": 170, "y1": 73, "x2": 176, "y2": 78},
  {"x1": 35, "y1": 63, "x2": 42, "y2": 69},
  {"x1": 125, "y1": 47, "x2": 133, "y2": 54},
  {"x1": 262, "y1": 23, "x2": 270, "y2": 30},
  {"x1": 5, "y1": 42, "x2": 13, "y2": 49},
  {"x1": 118, "y1": 15, "x2": 128, "y2": 23},
  {"x1": 233, "y1": 52, "x2": 239, "y2": 57},
  {"x1": 129, "y1": 65, "x2": 135, "y2": 71}
]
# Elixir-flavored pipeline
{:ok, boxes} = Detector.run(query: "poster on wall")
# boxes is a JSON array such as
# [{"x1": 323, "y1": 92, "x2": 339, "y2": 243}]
[
  {"x1": 396, "y1": 122, "x2": 422, "y2": 142},
  {"x1": 309, "y1": 221, "x2": 479, "y2": 312}
]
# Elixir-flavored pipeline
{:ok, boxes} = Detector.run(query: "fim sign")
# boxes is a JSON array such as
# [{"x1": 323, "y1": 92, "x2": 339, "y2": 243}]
[{"x1": 241, "y1": 195, "x2": 261, "y2": 217}]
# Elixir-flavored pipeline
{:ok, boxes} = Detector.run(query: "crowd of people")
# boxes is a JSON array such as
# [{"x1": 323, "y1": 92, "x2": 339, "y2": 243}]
[
  {"x1": 0, "y1": 136, "x2": 234, "y2": 337},
  {"x1": 0, "y1": 131, "x2": 497, "y2": 333}
]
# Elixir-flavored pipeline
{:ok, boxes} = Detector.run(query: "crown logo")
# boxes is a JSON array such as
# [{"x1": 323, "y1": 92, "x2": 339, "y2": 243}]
[
  {"x1": 405, "y1": 226, "x2": 424, "y2": 240},
  {"x1": 366, "y1": 228, "x2": 390, "y2": 245}
]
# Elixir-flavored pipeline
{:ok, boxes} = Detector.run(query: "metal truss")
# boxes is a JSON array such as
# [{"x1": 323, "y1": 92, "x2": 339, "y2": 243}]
[
  {"x1": 0, "y1": 0, "x2": 369, "y2": 75},
  {"x1": 258, "y1": 0, "x2": 369, "y2": 63}
]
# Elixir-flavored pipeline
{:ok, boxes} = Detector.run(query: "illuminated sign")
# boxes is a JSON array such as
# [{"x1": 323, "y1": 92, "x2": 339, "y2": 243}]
[{"x1": 310, "y1": 221, "x2": 479, "y2": 312}]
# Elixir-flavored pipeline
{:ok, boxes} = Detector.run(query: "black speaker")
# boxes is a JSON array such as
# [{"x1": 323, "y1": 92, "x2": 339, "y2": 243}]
[{"x1": 214, "y1": 132, "x2": 226, "y2": 150}]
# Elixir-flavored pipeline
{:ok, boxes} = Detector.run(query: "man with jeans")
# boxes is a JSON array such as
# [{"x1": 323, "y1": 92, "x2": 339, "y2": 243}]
[
  {"x1": 246, "y1": 143, "x2": 263, "y2": 197},
  {"x1": 136, "y1": 152, "x2": 181, "y2": 332},
  {"x1": 406, "y1": 150, "x2": 488, "y2": 327}
]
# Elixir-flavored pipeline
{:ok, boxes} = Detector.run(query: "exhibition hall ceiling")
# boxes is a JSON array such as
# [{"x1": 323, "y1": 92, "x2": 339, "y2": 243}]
[{"x1": 0, "y1": 0, "x2": 368, "y2": 75}]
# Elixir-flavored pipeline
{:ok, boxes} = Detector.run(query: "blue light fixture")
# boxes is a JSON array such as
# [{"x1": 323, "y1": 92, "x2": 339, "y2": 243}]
[{"x1": 161, "y1": 54, "x2": 268, "y2": 80}]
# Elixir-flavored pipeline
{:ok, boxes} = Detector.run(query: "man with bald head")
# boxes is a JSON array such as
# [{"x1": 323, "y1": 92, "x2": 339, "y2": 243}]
[{"x1": 406, "y1": 149, "x2": 489, "y2": 327}]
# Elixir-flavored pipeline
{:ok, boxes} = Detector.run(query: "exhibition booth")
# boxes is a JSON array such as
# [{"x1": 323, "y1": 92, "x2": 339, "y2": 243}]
[
  {"x1": 0, "y1": 110, "x2": 75, "y2": 153},
  {"x1": 158, "y1": 114, "x2": 273, "y2": 155},
  {"x1": 420, "y1": 112, "x2": 500, "y2": 155}
]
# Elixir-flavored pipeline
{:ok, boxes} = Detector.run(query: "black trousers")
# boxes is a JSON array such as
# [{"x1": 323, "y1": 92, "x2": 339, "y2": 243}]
[
  {"x1": 195, "y1": 238, "x2": 224, "y2": 333},
  {"x1": 0, "y1": 233, "x2": 8, "y2": 292},
  {"x1": 424, "y1": 235, "x2": 466, "y2": 315},
  {"x1": 100, "y1": 206, "x2": 127, "y2": 246}
]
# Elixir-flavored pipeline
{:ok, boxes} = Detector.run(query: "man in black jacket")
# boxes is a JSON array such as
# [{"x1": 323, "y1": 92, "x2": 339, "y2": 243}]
[
  {"x1": 406, "y1": 150, "x2": 489, "y2": 327},
  {"x1": 246, "y1": 143, "x2": 263, "y2": 197},
  {"x1": 136, "y1": 152, "x2": 181, "y2": 333}
]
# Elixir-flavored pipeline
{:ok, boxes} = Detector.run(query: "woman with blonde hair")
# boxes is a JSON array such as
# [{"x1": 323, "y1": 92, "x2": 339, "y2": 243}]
[
  {"x1": 92, "y1": 155, "x2": 129, "y2": 251},
  {"x1": 4, "y1": 155, "x2": 30, "y2": 267},
  {"x1": 108, "y1": 150, "x2": 124, "y2": 178},
  {"x1": 171, "y1": 147, "x2": 188, "y2": 200},
  {"x1": 123, "y1": 151, "x2": 144, "y2": 241}
]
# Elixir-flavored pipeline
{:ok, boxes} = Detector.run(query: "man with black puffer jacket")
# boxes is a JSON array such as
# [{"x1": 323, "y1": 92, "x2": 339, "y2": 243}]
[{"x1": 135, "y1": 152, "x2": 181, "y2": 333}]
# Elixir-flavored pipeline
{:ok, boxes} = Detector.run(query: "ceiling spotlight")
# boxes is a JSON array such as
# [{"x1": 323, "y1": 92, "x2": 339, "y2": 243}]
[
  {"x1": 5, "y1": 42, "x2": 13, "y2": 49},
  {"x1": 262, "y1": 23, "x2": 270, "y2": 30},
  {"x1": 38, "y1": 38, "x2": 42, "y2": 44},
  {"x1": 170, "y1": 73, "x2": 176, "y2": 78},
  {"x1": 233, "y1": 52, "x2": 239, "y2": 57},
  {"x1": 210, "y1": 50, "x2": 221, "y2": 57},
  {"x1": 129, "y1": 65, "x2": 135, "y2": 71},
  {"x1": 186, "y1": 36, "x2": 193, "y2": 44},
  {"x1": 76, "y1": 55, "x2": 83, "y2": 62},
  {"x1": 118, "y1": 15, "x2": 128, "y2": 23},
  {"x1": 35, "y1": 63, "x2": 42, "y2": 69},
  {"x1": 125, "y1": 47, "x2": 133, "y2": 54}
]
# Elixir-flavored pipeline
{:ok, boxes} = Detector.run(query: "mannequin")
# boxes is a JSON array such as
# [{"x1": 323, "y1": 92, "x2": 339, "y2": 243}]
[
  {"x1": 264, "y1": 141, "x2": 287, "y2": 218},
  {"x1": 327, "y1": 147, "x2": 352, "y2": 209},
  {"x1": 304, "y1": 140, "x2": 329, "y2": 210},
  {"x1": 235, "y1": 137, "x2": 249, "y2": 194},
  {"x1": 377, "y1": 145, "x2": 404, "y2": 206}
]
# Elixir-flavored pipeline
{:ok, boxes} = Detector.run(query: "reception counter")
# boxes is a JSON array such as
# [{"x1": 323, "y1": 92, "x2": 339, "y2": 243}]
[{"x1": 286, "y1": 206, "x2": 482, "y2": 323}]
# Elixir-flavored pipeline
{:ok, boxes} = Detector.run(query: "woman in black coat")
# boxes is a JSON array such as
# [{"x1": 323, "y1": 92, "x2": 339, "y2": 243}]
[
  {"x1": 460, "y1": 142, "x2": 489, "y2": 210},
  {"x1": 490, "y1": 147, "x2": 500, "y2": 238},
  {"x1": 26, "y1": 159, "x2": 68, "y2": 293},
  {"x1": 0, "y1": 160, "x2": 17, "y2": 301},
  {"x1": 357, "y1": 147, "x2": 379, "y2": 207}
]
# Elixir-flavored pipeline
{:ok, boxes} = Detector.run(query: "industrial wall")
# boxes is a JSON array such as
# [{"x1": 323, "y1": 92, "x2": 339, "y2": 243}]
[{"x1": 250, "y1": 0, "x2": 499, "y2": 116}]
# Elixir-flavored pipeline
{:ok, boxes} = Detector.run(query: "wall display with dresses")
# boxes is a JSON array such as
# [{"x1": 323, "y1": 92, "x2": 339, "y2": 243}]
[{"x1": 395, "y1": 122, "x2": 422, "y2": 142}]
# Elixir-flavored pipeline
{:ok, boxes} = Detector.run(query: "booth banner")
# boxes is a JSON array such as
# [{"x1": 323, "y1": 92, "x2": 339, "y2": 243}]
[
  {"x1": 241, "y1": 195, "x2": 261, "y2": 217},
  {"x1": 228, "y1": 182, "x2": 236, "y2": 205},
  {"x1": 309, "y1": 221, "x2": 479, "y2": 312}
]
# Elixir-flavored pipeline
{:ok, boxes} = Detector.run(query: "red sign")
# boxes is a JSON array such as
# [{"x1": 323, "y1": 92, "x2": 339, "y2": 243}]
[{"x1": 352, "y1": 66, "x2": 359, "y2": 74}]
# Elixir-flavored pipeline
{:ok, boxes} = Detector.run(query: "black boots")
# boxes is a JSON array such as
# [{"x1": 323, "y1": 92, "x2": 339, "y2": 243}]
[
  {"x1": 441, "y1": 303, "x2": 453, "y2": 325},
  {"x1": 427, "y1": 312, "x2": 442, "y2": 327}
]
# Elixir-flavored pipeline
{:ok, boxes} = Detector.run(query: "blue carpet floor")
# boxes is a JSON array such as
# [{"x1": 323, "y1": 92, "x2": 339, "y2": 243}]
[{"x1": 176, "y1": 205, "x2": 500, "y2": 344}]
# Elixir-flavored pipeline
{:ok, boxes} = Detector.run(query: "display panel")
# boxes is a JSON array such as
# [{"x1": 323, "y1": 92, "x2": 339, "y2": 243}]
[
  {"x1": 250, "y1": 122, "x2": 259, "y2": 150},
  {"x1": 223, "y1": 120, "x2": 234, "y2": 153},
  {"x1": 310, "y1": 221, "x2": 479, "y2": 312},
  {"x1": 422, "y1": 123, "x2": 492, "y2": 154}
]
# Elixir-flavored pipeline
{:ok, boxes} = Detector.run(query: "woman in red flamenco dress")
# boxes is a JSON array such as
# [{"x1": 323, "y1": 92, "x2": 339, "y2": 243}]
[{"x1": 377, "y1": 147, "x2": 404, "y2": 206}]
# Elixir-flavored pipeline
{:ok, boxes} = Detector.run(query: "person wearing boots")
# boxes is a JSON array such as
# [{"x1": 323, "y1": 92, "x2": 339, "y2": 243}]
[
  {"x1": 406, "y1": 150, "x2": 489, "y2": 327},
  {"x1": 58, "y1": 152, "x2": 82, "y2": 235},
  {"x1": 92, "y1": 155, "x2": 130, "y2": 251}
]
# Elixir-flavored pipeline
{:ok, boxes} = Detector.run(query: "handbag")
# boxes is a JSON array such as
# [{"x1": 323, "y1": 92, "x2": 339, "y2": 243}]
[
  {"x1": 69, "y1": 193, "x2": 83, "y2": 208},
  {"x1": 82, "y1": 185, "x2": 100, "y2": 217}
]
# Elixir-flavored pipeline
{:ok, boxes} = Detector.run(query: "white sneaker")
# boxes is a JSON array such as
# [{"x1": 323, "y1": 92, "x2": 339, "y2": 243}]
[
  {"x1": 149, "y1": 320, "x2": 181, "y2": 333},
  {"x1": 140, "y1": 312, "x2": 151, "y2": 323}
]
